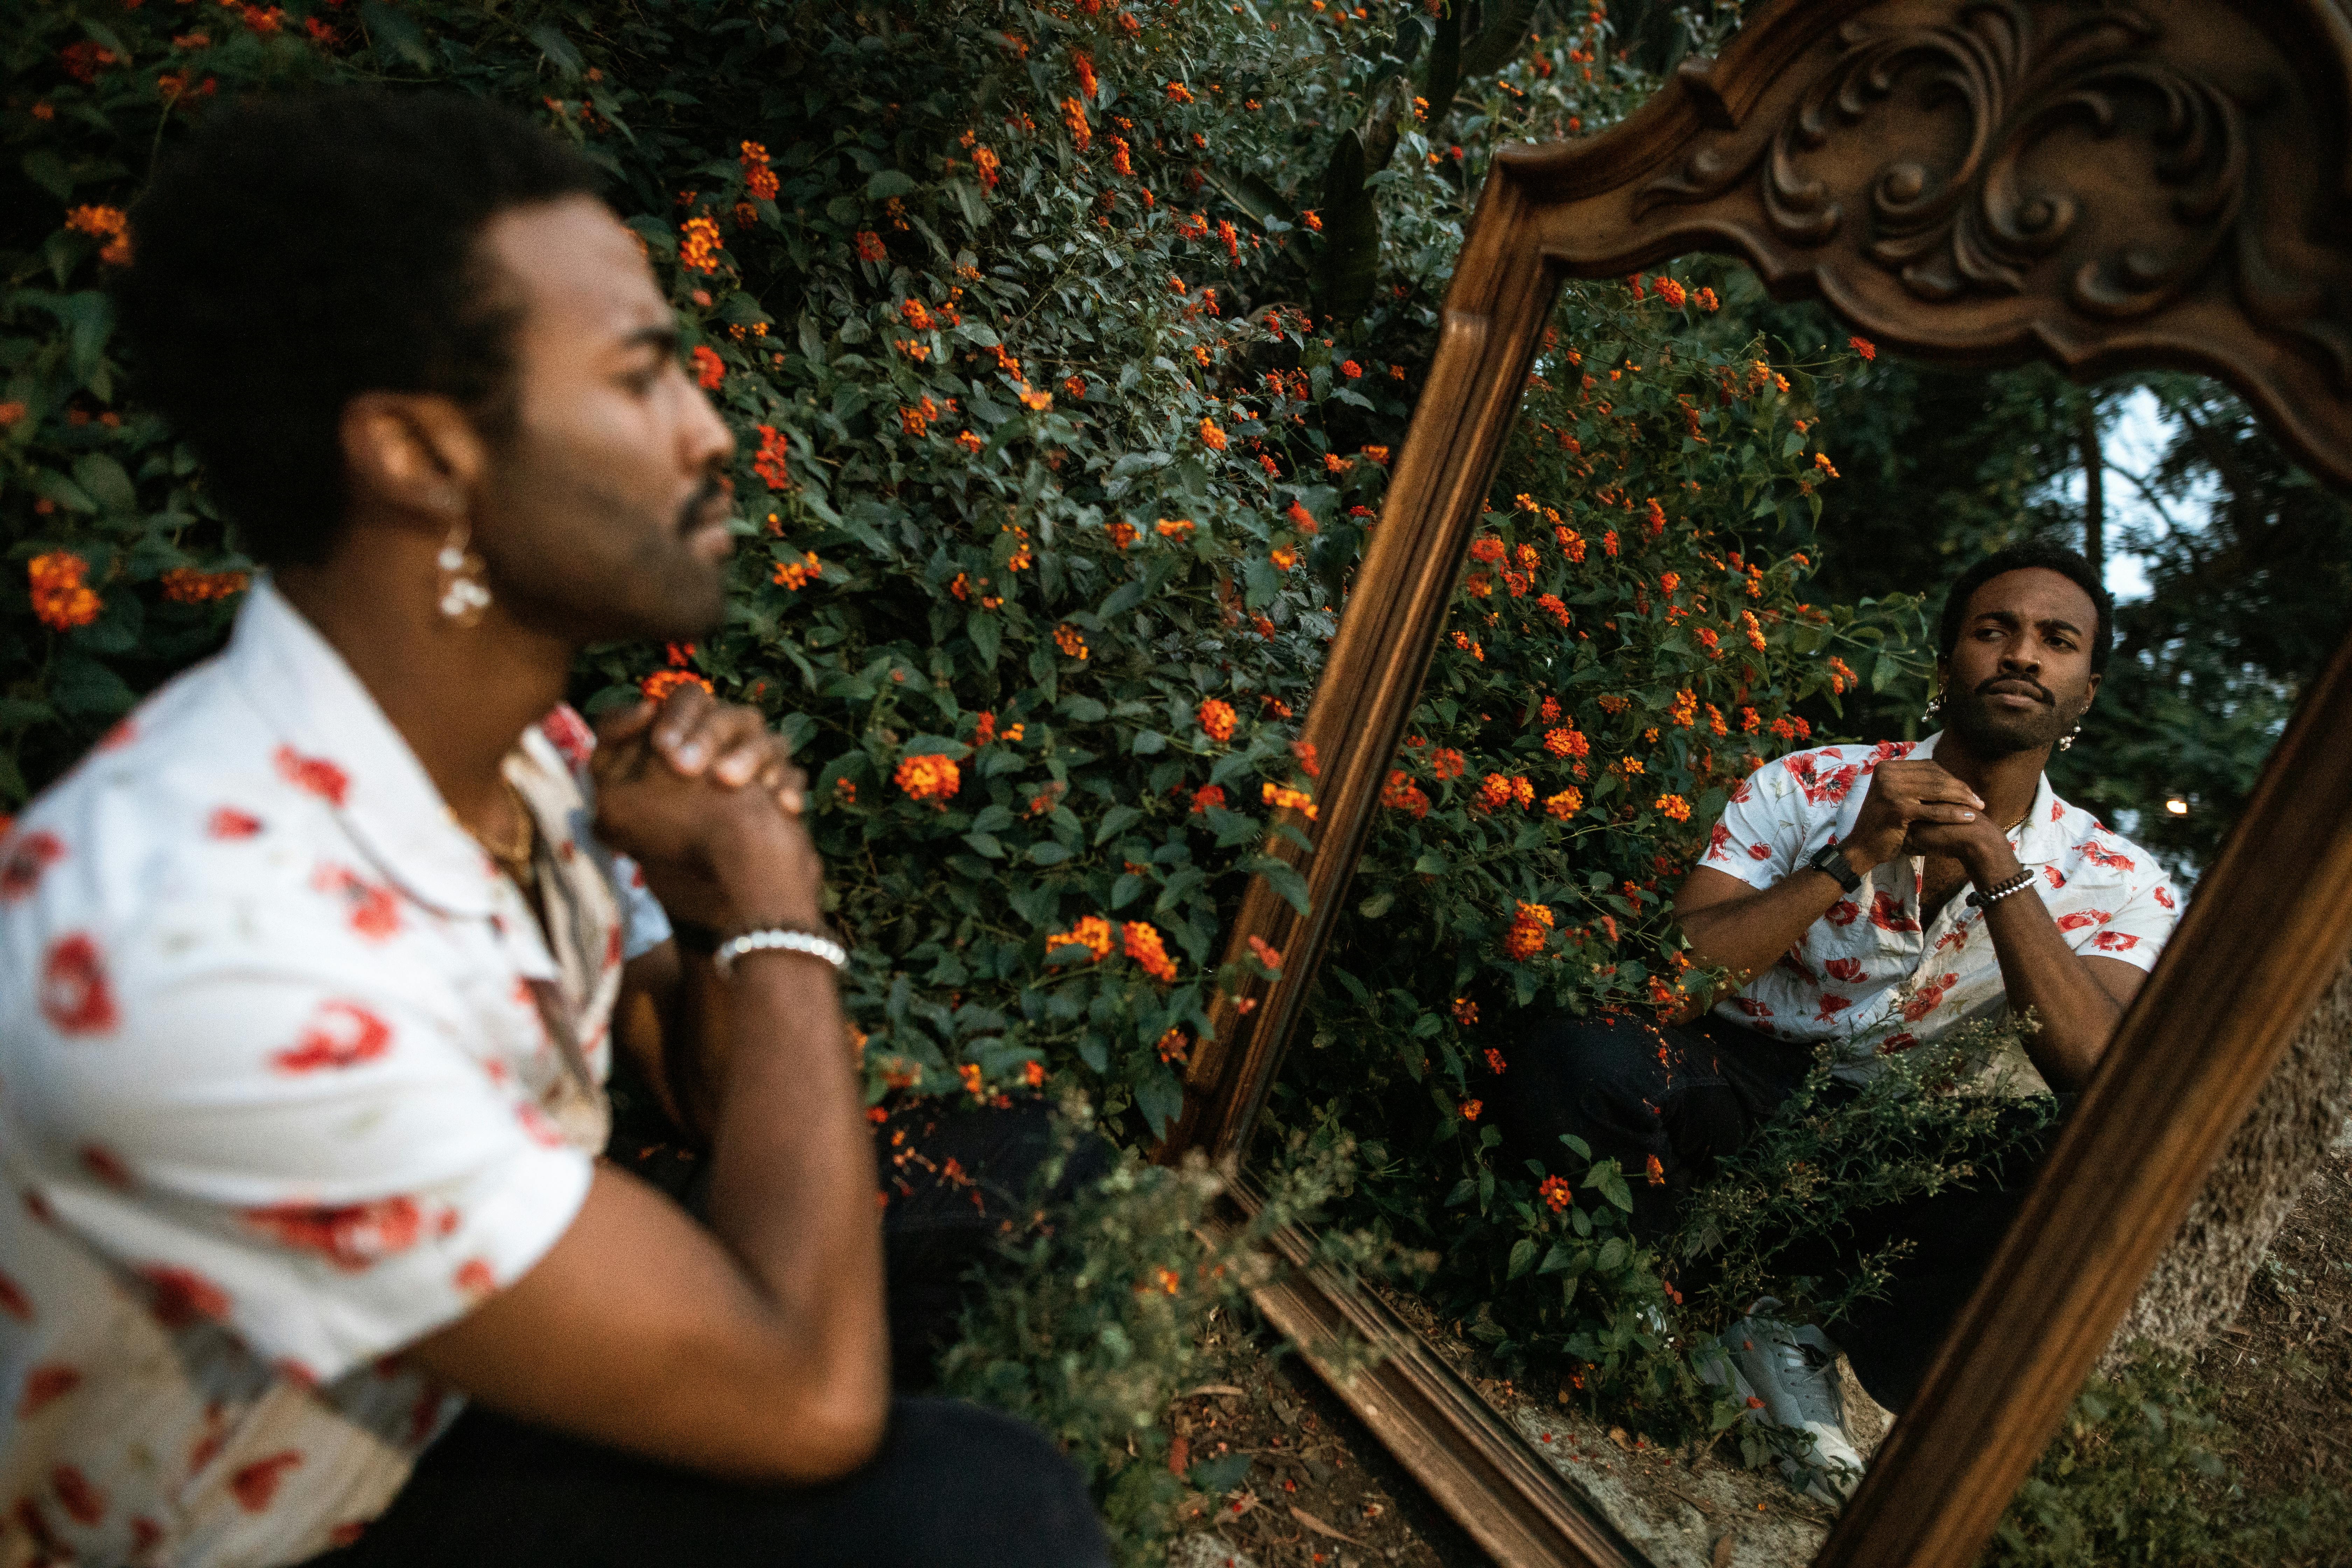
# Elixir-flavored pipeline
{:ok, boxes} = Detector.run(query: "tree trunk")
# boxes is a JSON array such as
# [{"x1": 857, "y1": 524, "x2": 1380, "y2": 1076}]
[
  {"x1": 2100, "y1": 953, "x2": 2352, "y2": 1366},
  {"x1": 2078, "y1": 402, "x2": 2105, "y2": 587}
]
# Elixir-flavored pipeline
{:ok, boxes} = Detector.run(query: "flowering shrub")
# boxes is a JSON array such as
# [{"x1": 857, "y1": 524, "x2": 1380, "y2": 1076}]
[{"x1": 2, "y1": 0, "x2": 1944, "y2": 1469}]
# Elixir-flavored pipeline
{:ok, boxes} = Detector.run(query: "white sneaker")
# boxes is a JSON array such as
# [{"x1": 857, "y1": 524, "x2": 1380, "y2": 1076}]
[{"x1": 1699, "y1": 1297, "x2": 1865, "y2": 1503}]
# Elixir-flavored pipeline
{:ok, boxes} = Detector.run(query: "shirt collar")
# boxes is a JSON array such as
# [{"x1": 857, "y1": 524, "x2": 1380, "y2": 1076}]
[
  {"x1": 223, "y1": 579, "x2": 500, "y2": 918},
  {"x1": 1913, "y1": 730, "x2": 2067, "y2": 865}
]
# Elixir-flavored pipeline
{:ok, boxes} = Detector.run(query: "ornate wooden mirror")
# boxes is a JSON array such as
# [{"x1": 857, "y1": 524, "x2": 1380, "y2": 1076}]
[{"x1": 1158, "y1": 1, "x2": 2352, "y2": 1563}]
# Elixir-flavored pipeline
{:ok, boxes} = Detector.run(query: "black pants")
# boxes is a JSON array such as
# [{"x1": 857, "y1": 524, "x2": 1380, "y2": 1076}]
[
  {"x1": 307, "y1": 1099, "x2": 1113, "y2": 1567},
  {"x1": 1491, "y1": 1010, "x2": 2051, "y2": 1412}
]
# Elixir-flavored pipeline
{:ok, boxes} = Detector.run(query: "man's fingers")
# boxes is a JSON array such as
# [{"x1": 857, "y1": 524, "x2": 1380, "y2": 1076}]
[
  {"x1": 595, "y1": 697, "x2": 659, "y2": 747},
  {"x1": 650, "y1": 684, "x2": 718, "y2": 763},
  {"x1": 1907, "y1": 802, "x2": 1979, "y2": 825}
]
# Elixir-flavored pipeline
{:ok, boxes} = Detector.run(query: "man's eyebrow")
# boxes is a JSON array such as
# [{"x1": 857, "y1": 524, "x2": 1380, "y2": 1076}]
[
  {"x1": 2035, "y1": 615, "x2": 2085, "y2": 636},
  {"x1": 615, "y1": 322, "x2": 680, "y2": 356}
]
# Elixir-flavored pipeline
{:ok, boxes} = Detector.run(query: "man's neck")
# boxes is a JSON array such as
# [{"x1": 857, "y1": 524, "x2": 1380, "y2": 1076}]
[
  {"x1": 1929, "y1": 727, "x2": 2047, "y2": 832},
  {"x1": 275, "y1": 549, "x2": 574, "y2": 828}
]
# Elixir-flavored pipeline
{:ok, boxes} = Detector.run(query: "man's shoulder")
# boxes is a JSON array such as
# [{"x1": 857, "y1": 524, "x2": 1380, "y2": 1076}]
[
  {"x1": 0, "y1": 660, "x2": 397, "y2": 1008},
  {"x1": 2044, "y1": 795, "x2": 2171, "y2": 882}
]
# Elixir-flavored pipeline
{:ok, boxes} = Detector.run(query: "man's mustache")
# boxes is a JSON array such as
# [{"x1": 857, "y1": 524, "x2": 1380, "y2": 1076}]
[
  {"x1": 677, "y1": 475, "x2": 732, "y2": 534},
  {"x1": 1975, "y1": 674, "x2": 2052, "y2": 704}
]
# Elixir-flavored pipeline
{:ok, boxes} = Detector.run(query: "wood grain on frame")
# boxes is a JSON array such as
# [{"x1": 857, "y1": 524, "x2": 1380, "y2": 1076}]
[{"x1": 1166, "y1": 2, "x2": 2352, "y2": 1564}]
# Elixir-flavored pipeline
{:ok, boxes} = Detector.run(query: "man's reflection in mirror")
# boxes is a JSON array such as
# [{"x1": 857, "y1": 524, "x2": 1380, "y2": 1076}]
[{"x1": 1491, "y1": 544, "x2": 2180, "y2": 1498}]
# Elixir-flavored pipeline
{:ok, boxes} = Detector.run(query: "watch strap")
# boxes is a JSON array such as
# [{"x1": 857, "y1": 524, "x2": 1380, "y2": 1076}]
[{"x1": 1804, "y1": 841, "x2": 1862, "y2": 895}]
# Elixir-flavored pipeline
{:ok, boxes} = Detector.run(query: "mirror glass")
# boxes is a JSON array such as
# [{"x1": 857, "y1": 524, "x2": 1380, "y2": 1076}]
[{"x1": 1249, "y1": 260, "x2": 2352, "y2": 1562}]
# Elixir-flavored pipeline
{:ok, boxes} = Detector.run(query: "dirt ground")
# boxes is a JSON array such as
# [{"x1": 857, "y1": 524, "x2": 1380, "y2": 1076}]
[{"x1": 1172, "y1": 1154, "x2": 2352, "y2": 1566}]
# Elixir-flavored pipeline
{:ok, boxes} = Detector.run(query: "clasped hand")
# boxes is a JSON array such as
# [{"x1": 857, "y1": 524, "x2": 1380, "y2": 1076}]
[
  {"x1": 590, "y1": 683, "x2": 823, "y2": 930},
  {"x1": 1844, "y1": 760, "x2": 2014, "y2": 878}
]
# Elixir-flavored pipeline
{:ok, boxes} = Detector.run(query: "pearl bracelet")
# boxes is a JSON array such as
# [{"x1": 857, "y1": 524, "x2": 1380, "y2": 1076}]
[
  {"x1": 712, "y1": 925, "x2": 850, "y2": 978},
  {"x1": 1965, "y1": 868, "x2": 2038, "y2": 909}
]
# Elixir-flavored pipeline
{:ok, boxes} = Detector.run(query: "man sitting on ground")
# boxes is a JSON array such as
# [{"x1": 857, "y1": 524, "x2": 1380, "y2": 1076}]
[
  {"x1": 1492, "y1": 543, "x2": 2179, "y2": 1494},
  {"x1": 0, "y1": 92, "x2": 1105, "y2": 1568}
]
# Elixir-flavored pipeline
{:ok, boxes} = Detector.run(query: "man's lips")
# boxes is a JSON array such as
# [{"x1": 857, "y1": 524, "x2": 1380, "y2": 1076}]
[{"x1": 1979, "y1": 680, "x2": 2049, "y2": 706}]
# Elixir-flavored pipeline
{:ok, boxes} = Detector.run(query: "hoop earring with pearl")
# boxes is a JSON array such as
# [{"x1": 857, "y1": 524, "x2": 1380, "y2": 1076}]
[{"x1": 435, "y1": 522, "x2": 491, "y2": 627}]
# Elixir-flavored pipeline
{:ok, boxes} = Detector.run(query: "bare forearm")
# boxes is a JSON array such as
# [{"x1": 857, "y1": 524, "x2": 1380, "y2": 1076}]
[
  {"x1": 1979, "y1": 888, "x2": 2122, "y2": 1089},
  {"x1": 1679, "y1": 868, "x2": 1849, "y2": 995},
  {"x1": 698, "y1": 830, "x2": 886, "y2": 1418}
]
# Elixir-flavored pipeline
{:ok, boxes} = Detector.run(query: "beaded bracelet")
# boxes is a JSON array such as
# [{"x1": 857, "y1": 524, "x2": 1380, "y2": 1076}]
[
  {"x1": 1965, "y1": 868, "x2": 2038, "y2": 909},
  {"x1": 713, "y1": 925, "x2": 850, "y2": 977}
]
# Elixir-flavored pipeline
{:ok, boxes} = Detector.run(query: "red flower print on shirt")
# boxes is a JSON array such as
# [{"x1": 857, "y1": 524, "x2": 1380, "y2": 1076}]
[
  {"x1": 1787, "y1": 756, "x2": 1861, "y2": 805},
  {"x1": 1900, "y1": 972, "x2": 1960, "y2": 1022},
  {"x1": 2044, "y1": 865, "x2": 2068, "y2": 890},
  {"x1": 1813, "y1": 994, "x2": 1854, "y2": 1022},
  {"x1": 538, "y1": 703, "x2": 597, "y2": 770},
  {"x1": 1874, "y1": 1031, "x2": 1920, "y2": 1056},
  {"x1": 50, "y1": 1464, "x2": 105, "y2": 1527},
  {"x1": 1870, "y1": 890, "x2": 1921, "y2": 934},
  {"x1": 1731, "y1": 997, "x2": 1773, "y2": 1018},
  {"x1": 274, "y1": 746, "x2": 349, "y2": 807},
  {"x1": 1822, "y1": 957, "x2": 1864, "y2": 982},
  {"x1": 0, "y1": 830, "x2": 64, "y2": 899},
  {"x1": 270, "y1": 1000, "x2": 392, "y2": 1073},
  {"x1": 454, "y1": 1258, "x2": 498, "y2": 1301},
  {"x1": 0, "y1": 1269, "x2": 33, "y2": 1321},
  {"x1": 328, "y1": 1522, "x2": 369, "y2": 1549},
  {"x1": 1727, "y1": 777, "x2": 1754, "y2": 805},
  {"x1": 1747, "y1": 840, "x2": 1772, "y2": 861},
  {"x1": 2092, "y1": 930, "x2": 2142, "y2": 952},
  {"x1": 515, "y1": 1101, "x2": 566, "y2": 1148},
  {"x1": 2080, "y1": 838, "x2": 2135, "y2": 870},
  {"x1": 603, "y1": 925, "x2": 623, "y2": 971},
  {"x1": 96, "y1": 719, "x2": 137, "y2": 752},
  {"x1": 1777, "y1": 946, "x2": 1815, "y2": 981},
  {"x1": 2154, "y1": 886, "x2": 2175, "y2": 909},
  {"x1": 2050, "y1": 799, "x2": 2064, "y2": 822},
  {"x1": 40, "y1": 933, "x2": 118, "y2": 1035},
  {"x1": 241, "y1": 1197, "x2": 429, "y2": 1272},
  {"x1": 229, "y1": 1451, "x2": 303, "y2": 1513},
  {"x1": 1705, "y1": 821, "x2": 1732, "y2": 861},
  {"x1": 311, "y1": 863, "x2": 401, "y2": 941},
  {"x1": 138, "y1": 1265, "x2": 230, "y2": 1329},
  {"x1": 1863, "y1": 740, "x2": 1914, "y2": 772},
  {"x1": 206, "y1": 807, "x2": 264, "y2": 839},
  {"x1": 1825, "y1": 898, "x2": 1861, "y2": 926},
  {"x1": 18, "y1": 1364, "x2": 80, "y2": 1419},
  {"x1": 78, "y1": 1144, "x2": 132, "y2": 1190}
]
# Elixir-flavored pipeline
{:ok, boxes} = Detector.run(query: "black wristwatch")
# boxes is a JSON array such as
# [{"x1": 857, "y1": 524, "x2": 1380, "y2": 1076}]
[{"x1": 1804, "y1": 841, "x2": 1863, "y2": 894}]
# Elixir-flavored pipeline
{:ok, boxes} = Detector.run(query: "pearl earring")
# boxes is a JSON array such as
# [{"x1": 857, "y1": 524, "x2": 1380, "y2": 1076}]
[
  {"x1": 2057, "y1": 722, "x2": 2081, "y2": 752},
  {"x1": 435, "y1": 522, "x2": 491, "y2": 626},
  {"x1": 1923, "y1": 692, "x2": 1944, "y2": 722}
]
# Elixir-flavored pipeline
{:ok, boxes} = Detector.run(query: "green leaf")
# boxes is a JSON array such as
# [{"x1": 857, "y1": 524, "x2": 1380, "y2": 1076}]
[
  {"x1": 1189, "y1": 1451, "x2": 1253, "y2": 1494},
  {"x1": 1028, "y1": 841, "x2": 1072, "y2": 866},
  {"x1": 1537, "y1": 1241, "x2": 1579, "y2": 1275},
  {"x1": 966, "y1": 611, "x2": 1001, "y2": 670},
  {"x1": 1129, "y1": 729, "x2": 1166, "y2": 755},
  {"x1": 961, "y1": 831, "x2": 1005, "y2": 859},
  {"x1": 361, "y1": 1, "x2": 436, "y2": 69},
  {"x1": 1506, "y1": 1237, "x2": 1537, "y2": 1280},
  {"x1": 1252, "y1": 857, "x2": 1312, "y2": 917},
  {"x1": 1596, "y1": 1236, "x2": 1630, "y2": 1273},
  {"x1": 1592, "y1": 1162, "x2": 1634, "y2": 1214},
  {"x1": 526, "y1": 22, "x2": 583, "y2": 78},
  {"x1": 1356, "y1": 888, "x2": 1395, "y2": 919},
  {"x1": 49, "y1": 654, "x2": 134, "y2": 718},
  {"x1": 1135, "y1": 1059, "x2": 1185, "y2": 1141},
  {"x1": 22, "y1": 152, "x2": 72, "y2": 205},
  {"x1": 1092, "y1": 805, "x2": 1143, "y2": 845},
  {"x1": 867, "y1": 170, "x2": 919, "y2": 199}
]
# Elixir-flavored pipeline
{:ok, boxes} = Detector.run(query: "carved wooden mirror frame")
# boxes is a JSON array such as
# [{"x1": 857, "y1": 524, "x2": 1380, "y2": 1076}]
[{"x1": 1157, "y1": 1, "x2": 2352, "y2": 1564}]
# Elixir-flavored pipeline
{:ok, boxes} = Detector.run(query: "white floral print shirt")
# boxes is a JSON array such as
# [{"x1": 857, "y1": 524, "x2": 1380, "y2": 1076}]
[
  {"x1": 0, "y1": 582, "x2": 668, "y2": 1568},
  {"x1": 1701, "y1": 732, "x2": 2180, "y2": 1082}
]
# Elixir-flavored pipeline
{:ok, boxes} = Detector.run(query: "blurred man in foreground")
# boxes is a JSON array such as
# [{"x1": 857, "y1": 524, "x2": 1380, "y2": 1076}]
[{"x1": 0, "y1": 92, "x2": 1105, "y2": 1568}]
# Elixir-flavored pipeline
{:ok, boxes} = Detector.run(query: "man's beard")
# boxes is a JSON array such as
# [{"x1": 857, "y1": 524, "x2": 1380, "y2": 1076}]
[{"x1": 1942, "y1": 674, "x2": 2078, "y2": 757}]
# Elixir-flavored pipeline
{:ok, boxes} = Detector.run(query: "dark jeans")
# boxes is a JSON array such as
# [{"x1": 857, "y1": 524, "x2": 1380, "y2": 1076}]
[
  {"x1": 306, "y1": 1099, "x2": 1113, "y2": 1567},
  {"x1": 1491, "y1": 1010, "x2": 2053, "y2": 1412}
]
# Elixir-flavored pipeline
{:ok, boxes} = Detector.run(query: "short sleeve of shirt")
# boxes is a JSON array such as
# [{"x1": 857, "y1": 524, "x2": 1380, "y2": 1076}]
[
  {"x1": 610, "y1": 853, "x2": 672, "y2": 961},
  {"x1": 2076, "y1": 869, "x2": 2179, "y2": 973},
  {"x1": 13, "y1": 910, "x2": 593, "y2": 1387},
  {"x1": 1699, "y1": 766, "x2": 1810, "y2": 892}
]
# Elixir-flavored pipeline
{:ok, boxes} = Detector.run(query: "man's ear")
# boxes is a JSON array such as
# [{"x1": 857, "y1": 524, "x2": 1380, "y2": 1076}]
[{"x1": 340, "y1": 392, "x2": 490, "y2": 526}]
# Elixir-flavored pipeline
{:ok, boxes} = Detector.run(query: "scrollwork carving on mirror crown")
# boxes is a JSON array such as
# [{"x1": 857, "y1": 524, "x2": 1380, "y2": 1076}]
[{"x1": 1505, "y1": 0, "x2": 2352, "y2": 484}]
